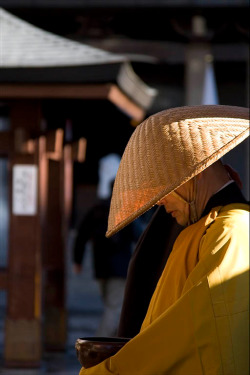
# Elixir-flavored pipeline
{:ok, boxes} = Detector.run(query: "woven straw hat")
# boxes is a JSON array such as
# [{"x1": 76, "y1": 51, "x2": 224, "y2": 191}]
[{"x1": 106, "y1": 105, "x2": 249, "y2": 237}]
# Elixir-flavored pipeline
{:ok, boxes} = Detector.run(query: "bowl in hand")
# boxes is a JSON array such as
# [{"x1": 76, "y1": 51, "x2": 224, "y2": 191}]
[{"x1": 75, "y1": 336, "x2": 130, "y2": 369}]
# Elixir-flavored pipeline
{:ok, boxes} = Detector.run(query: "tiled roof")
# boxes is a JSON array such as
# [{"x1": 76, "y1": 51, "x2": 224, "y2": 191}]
[
  {"x1": 0, "y1": 7, "x2": 126, "y2": 68},
  {"x1": 0, "y1": 8, "x2": 157, "y2": 111}
]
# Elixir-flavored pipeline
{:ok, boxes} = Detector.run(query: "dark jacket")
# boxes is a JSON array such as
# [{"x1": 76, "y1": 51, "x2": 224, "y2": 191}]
[{"x1": 73, "y1": 198, "x2": 137, "y2": 279}]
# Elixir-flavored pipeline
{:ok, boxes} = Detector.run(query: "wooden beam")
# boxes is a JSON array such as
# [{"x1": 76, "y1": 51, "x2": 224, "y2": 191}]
[
  {"x1": 0, "y1": 84, "x2": 146, "y2": 121},
  {"x1": 0, "y1": 0, "x2": 248, "y2": 8},
  {"x1": 0, "y1": 84, "x2": 111, "y2": 99},
  {"x1": 108, "y1": 85, "x2": 145, "y2": 122},
  {"x1": 82, "y1": 38, "x2": 248, "y2": 63}
]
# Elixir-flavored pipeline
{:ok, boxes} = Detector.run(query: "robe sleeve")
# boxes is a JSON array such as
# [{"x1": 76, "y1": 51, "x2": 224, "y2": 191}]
[
  {"x1": 79, "y1": 206, "x2": 249, "y2": 375},
  {"x1": 79, "y1": 279, "x2": 222, "y2": 375}
]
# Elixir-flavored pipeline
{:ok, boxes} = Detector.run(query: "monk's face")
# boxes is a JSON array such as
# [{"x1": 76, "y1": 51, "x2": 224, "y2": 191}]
[{"x1": 157, "y1": 183, "x2": 190, "y2": 226}]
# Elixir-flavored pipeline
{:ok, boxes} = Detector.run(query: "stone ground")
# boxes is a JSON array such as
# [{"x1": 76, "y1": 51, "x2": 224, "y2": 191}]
[{"x1": 0, "y1": 233, "x2": 104, "y2": 375}]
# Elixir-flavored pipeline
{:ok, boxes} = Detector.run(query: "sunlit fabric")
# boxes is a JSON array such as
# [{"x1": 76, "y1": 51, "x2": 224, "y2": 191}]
[{"x1": 80, "y1": 203, "x2": 249, "y2": 375}]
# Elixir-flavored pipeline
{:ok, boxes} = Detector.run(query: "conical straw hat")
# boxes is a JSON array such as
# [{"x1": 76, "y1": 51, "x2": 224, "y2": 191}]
[{"x1": 106, "y1": 105, "x2": 249, "y2": 237}]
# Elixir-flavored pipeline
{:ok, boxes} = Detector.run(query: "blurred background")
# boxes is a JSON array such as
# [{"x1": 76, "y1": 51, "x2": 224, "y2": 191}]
[{"x1": 0, "y1": 0, "x2": 249, "y2": 373}]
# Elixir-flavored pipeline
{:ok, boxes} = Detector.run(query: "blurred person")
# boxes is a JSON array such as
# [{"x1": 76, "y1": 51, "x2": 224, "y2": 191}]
[
  {"x1": 79, "y1": 105, "x2": 249, "y2": 375},
  {"x1": 73, "y1": 154, "x2": 138, "y2": 337}
]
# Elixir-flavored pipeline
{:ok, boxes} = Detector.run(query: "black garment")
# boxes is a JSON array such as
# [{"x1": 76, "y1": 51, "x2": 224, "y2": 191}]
[
  {"x1": 201, "y1": 181, "x2": 247, "y2": 217},
  {"x1": 118, "y1": 182, "x2": 247, "y2": 338},
  {"x1": 118, "y1": 207, "x2": 183, "y2": 337},
  {"x1": 73, "y1": 198, "x2": 137, "y2": 279}
]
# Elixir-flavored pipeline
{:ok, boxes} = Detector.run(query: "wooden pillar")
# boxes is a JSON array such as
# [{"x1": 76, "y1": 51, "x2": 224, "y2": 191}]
[
  {"x1": 41, "y1": 135, "x2": 86, "y2": 351},
  {"x1": 39, "y1": 129, "x2": 67, "y2": 351},
  {"x1": 63, "y1": 137, "x2": 87, "y2": 235},
  {"x1": 63, "y1": 144, "x2": 74, "y2": 237},
  {"x1": 62, "y1": 138, "x2": 87, "y2": 265},
  {"x1": 185, "y1": 43, "x2": 211, "y2": 105},
  {"x1": 184, "y1": 16, "x2": 249, "y2": 199},
  {"x1": 4, "y1": 100, "x2": 43, "y2": 367},
  {"x1": 184, "y1": 16, "x2": 211, "y2": 106}
]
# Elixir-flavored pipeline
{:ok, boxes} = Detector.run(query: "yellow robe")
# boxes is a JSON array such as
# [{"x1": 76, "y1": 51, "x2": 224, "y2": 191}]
[{"x1": 79, "y1": 203, "x2": 249, "y2": 375}]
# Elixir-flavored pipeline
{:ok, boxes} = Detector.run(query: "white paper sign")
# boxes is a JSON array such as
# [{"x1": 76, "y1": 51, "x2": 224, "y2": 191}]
[{"x1": 12, "y1": 165, "x2": 38, "y2": 215}]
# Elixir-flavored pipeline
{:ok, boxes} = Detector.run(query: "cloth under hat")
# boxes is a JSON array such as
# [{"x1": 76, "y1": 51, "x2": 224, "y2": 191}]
[{"x1": 106, "y1": 105, "x2": 249, "y2": 237}]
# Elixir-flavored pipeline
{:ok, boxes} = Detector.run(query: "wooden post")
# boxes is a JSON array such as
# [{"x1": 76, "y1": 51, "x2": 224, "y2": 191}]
[
  {"x1": 185, "y1": 42, "x2": 211, "y2": 105},
  {"x1": 41, "y1": 135, "x2": 87, "y2": 351},
  {"x1": 184, "y1": 16, "x2": 211, "y2": 106},
  {"x1": 4, "y1": 100, "x2": 43, "y2": 368},
  {"x1": 5, "y1": 152, "x2": 42, "y2": 368},
  {"x1": 0, "y1": 268, "x2": 8, "y2": 290},
  {"x1": 63, "y1": 138, "x2": 87, "y2": 236},
  {"x1": 39, "y1": 129, "x2": 67, "y2": 351}
]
